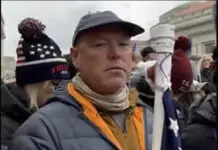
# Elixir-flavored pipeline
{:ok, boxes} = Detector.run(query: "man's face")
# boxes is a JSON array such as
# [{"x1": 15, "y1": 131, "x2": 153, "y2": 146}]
[{"x1": 71, "y1": 25, "x2": 133, "y2": 94}]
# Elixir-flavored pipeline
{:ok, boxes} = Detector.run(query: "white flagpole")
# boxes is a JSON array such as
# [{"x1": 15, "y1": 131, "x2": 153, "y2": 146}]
[{"x1": 150, "y1": 24, "x2": 175, "y2": 150}]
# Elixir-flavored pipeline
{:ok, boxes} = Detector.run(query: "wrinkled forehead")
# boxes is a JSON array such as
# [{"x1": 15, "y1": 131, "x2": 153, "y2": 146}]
[{"x1": 89, "y1": 24, "x2": 129, "y2": 33}]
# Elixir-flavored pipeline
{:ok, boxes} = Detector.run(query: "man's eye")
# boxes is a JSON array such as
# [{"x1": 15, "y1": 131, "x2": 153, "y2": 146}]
[
  {"x1": 93, "y1": 43, "x2": 106, "y2": 47},
  {"x1": 120, "y1": 42, "x2": 129, "y2": 46}
]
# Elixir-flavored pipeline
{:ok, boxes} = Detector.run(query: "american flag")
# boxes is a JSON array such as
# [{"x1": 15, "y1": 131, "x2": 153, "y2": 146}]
[
  {"x1": 16, "y1": 38, "x2": 25, "y2": 64},
  {"x1": 16, "y1": 37, "x2": 58, "y2": 65},
  {"x1": 161, "y1": 88, "x2": 182, "y2": 150}
]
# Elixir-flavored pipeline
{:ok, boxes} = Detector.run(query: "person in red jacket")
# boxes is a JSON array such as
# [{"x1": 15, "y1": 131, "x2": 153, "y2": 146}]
[{"x1": 174, "y1": 36, "x2": 200, "y2": 81}]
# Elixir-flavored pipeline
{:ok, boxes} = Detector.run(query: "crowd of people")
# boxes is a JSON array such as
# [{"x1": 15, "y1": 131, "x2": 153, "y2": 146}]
[{"x1": 1, "y1": 4, "x2": 217, "y2": 150}]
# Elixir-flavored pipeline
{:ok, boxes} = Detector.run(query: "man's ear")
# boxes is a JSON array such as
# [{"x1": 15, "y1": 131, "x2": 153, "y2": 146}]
[{"x1": 70, "y1": 47, "x2": 79, "y2": 69}]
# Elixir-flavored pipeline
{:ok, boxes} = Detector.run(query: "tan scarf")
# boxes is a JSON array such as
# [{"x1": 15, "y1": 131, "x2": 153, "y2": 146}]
[{"x1": 72, "y1": 74, "x2": 130, "y2": 111}]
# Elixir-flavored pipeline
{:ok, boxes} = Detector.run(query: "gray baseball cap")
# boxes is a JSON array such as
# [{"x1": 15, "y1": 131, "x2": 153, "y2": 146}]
[{"x1": 72, "y1": 11, "x2": 145, "y2": 46}]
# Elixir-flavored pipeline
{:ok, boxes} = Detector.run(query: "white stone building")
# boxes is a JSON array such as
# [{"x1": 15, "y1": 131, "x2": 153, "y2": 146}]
[{"x1": 158, "y1": 1, "x2": 216, "y2": 57}]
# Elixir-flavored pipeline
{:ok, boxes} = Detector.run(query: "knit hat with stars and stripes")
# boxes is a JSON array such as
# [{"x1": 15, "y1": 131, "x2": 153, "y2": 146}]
[{"x1": 16, "y1": 18, "x2": 70, "y2": 86}]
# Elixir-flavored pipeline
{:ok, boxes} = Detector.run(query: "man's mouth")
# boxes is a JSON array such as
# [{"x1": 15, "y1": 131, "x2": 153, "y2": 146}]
[{"x1": 106, "y1": 67, "x2": 125, "y2": 72}]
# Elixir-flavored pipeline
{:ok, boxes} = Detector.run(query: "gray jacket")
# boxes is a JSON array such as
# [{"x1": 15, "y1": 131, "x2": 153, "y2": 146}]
[{"x1": 9, "y1": 81, "x2": 153, "y2": 150}]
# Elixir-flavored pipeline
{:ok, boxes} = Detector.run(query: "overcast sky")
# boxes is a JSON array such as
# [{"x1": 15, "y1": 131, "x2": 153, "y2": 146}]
[{"x1": 2, "y1": 1, "x2": 189, "y2": 57}]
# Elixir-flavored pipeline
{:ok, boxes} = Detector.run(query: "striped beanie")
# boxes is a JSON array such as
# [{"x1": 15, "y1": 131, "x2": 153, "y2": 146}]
[{"x1": 15, "y1": 18, "x2": 70, "y2": 86}]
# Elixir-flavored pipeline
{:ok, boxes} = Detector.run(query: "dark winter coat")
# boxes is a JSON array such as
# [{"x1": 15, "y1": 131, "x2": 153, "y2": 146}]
[
  {"x1": 1, "y1": 81, "x2": 32, "y2": 147},
  {"x1": 201, "y1": 68, "x2": 216, "y2": 92},
  {"x1": 181, "y1": 93, "x2": 217, "y2": 150}
]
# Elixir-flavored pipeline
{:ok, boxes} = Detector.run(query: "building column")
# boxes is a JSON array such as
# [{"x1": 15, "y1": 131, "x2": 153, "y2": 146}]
[
  {"x1": 192, "y1": 44, "x2": 197, "y2": 55},
  {"x1": 197, "y1": 44, "x2": 202, "y2": 55}
]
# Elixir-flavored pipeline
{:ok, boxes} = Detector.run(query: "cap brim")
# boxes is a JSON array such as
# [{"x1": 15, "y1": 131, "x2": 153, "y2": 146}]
[
  {"x1": 80, "y1": 20, "x2": 144, "y2": 37},
  {"x1": 114, "y1": 21, "x2": 145, "y2": 37},
  {"x1": 73, "y1": 19, "x2": 145, "y2": 46}
]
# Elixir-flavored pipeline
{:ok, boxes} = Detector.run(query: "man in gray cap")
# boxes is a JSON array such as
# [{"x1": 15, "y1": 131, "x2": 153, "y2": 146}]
[{"x1": 9, "y1": 11, "x2": 153, "y2": 150}]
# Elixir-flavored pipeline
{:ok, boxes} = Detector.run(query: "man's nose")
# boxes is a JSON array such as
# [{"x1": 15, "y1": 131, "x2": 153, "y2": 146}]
[{"x1": 108, "y1": 43, "x2": 121, "y2": 59}]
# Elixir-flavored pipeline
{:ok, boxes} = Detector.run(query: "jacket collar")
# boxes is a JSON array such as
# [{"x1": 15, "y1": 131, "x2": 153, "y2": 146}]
[{"x1": 48, "y1": 80, "x2": 147, "y2": 111}]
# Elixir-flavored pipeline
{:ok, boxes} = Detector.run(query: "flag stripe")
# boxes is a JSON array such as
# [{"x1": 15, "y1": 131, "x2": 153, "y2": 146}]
[
  {"x1": 17, "y1": 50, "x2": 23, "y2": 55},
  {"x1": 17, "y1": 56, "x2": 25, "y2": 61},
  {"x1": 17, "y1": 44, "x2": 22, "y2": 48},
  {"x1": 16, "y1": 58, "x2": 66, "y2": 67}
]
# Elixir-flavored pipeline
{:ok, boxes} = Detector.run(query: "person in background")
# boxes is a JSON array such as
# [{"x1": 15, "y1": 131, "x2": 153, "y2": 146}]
[
  {"x1": 199, "y1": 55, "x2": 216, "y2": 92},
  {"x1": 212, "y1": 47, "x2": 217, "y2": 87},
  {"x1": 131, "y1": 48, "x2": 194, "y2": 130},
  {"x1": 212, "y1": 2, "x2": 217, "y2": 94},
  {"x1": 136, "y1": 46, "x2": 156, "y2": 72},
  {"x1": 174, "y1": 36, "x2": 200, "y2": 81},
  {"x1": 181, "y1": 3, "x2": 217, "y2": 150},
  {"x1": 181, "y1": 85, "x2": 216, "y2": 150},
  {"x1": 1, "y1": 81, "x2": 31, "y2": 147},
  {"x1": 9, "y1": 11, "x2": 153, "y2": 150},
  {"x1": 200, "y1": 55, "x2": 213, "y2": 70},
  {"x1": 140, "y1": 46, "x2": 155, "y2": 62},
  {"x1": 1, "y1": 14, "x2": 30, "y2": 149},
  {"x1": 1, "y1": 17, "x2": 70, "y2": 148},
  {"x1": 129, "y1": 60, "x2": 156, "y2": 108},
  {"x1": 15, "y1": 17, "x2": 70, "y2": 109},
  {"x1": 136, "y1": 46, "x2": 156, "y2": 73}
]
